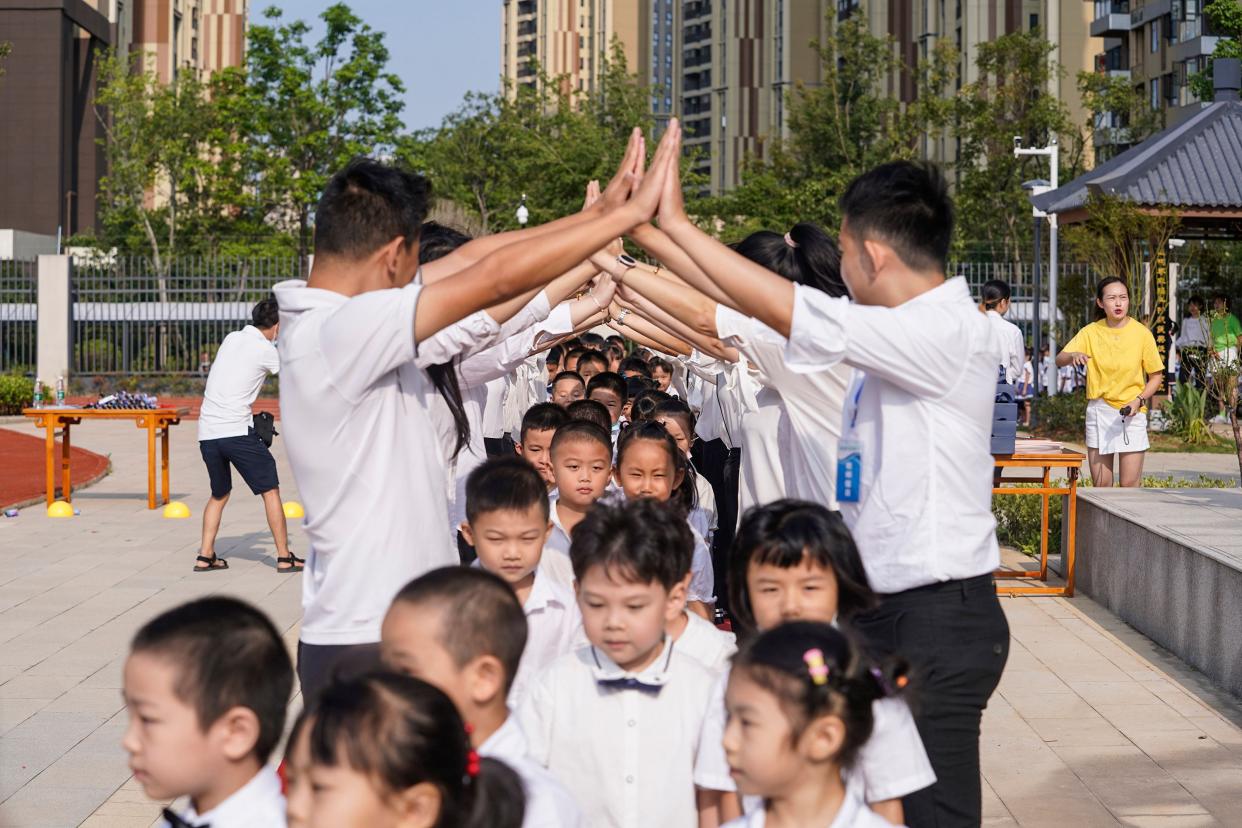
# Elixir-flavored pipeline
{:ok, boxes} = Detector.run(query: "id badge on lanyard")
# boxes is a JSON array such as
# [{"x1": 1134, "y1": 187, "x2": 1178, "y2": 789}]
[{"x1": 836, "y1": 378, "x2": 865, "y2": 503}]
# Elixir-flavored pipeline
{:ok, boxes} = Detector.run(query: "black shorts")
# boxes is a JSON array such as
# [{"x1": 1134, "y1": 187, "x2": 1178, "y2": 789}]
[{"x1": 199, "y1": 429, "x2": 279, "y2": 498}]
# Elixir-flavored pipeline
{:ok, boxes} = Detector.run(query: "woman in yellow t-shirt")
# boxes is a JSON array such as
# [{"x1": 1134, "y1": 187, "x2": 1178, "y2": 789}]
[{"x1": 1056, "y1": 277, "x2": 1164, "y2": 487}]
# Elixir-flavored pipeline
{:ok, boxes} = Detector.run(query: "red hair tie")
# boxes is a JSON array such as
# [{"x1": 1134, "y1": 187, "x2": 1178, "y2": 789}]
[{"x1": 463, "y1": 722, "x2": 480, "y2": 779}]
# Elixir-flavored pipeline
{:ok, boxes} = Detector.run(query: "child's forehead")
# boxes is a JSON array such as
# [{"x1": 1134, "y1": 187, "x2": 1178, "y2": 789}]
[
  {"x1": 123, "y1": 650, "x2": 186, "y2": 701},
  {"x1": 579, "y1": 562, "x2": 668, "y2": 595},
  {"x1": 552, "y1": 436, "x2": 610, "y2": 459},
  {"x1": 472, "y1": 503, "x2": 548, "y2": 526}
]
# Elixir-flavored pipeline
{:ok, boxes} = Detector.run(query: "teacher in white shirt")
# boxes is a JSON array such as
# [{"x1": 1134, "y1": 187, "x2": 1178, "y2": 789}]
[
  {"x1": 640, "y1": 134, "x2": 1008, "y2": 827},
  {"x1": 979, "y1": 279, "x2": 1026, "y2": 386}
]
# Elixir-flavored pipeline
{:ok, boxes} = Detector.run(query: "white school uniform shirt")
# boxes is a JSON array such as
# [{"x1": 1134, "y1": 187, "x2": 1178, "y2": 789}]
[
  {"x1": 689, "y1": 471, "x2": 718, "y2": 542},
  {"x1": 510, "y1": 568, "x2": 585, "y2": 707},
  {"x1": 717, "y1": 305, "x2": 849, "y2": 509},
  {"x1": 783, "y1": 279, "x2": 1000, "y2": 594},
  {"x1": 481, "y1": 715, "x2": 585, "y2": 828},
  {"x1": 274, "y1": 279, "x2": 455, "y2": 645},
  {"x1": 738, "y1": 386, "x2": 787, "y2": 514},
  {"x1": 539, "y1": 492, "x2": 578, "y2": 590},
  {"x1": 695, "y1": 665, "x2": 935, "y2": 805},
  {"x1": 675, "y1": 609, "x2": 736, "y2": 675},
  {"x1": 161, "y1": 765, "x2": 284, "y2": 828},
  {"x1": 197, "y1": 325, "x2": 279, "y2": 441},
  {"x1": 518, "y1": 639, "x2": 716, "y2": 828},
  {"x1": 721, "y1": 785, "x2": 903, "y2": 828},
  {"x1": 688, "y1": 523, "x2": 716, "y2": 605},
  {"x1": 985, "y1": 309, "x2": 1026, "y2": 386}
]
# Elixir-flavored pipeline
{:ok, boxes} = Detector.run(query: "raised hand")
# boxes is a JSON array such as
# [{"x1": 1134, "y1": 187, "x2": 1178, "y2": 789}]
[
  {"x1": 602, "y1": 129, "x2": 644, "y2": 211},
  {"x1": 656, "y1": 124, "x2": 687, "y2": 228},
  {"x1": 626, "y1": 120, "x2": 680, "y2": 223},
  {"x1": 582, "y1": 179, "x2": 601, "y2": 212}
]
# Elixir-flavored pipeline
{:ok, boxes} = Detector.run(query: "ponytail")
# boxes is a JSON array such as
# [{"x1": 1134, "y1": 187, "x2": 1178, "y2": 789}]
[
  {"x1": 980, "y1": 279, "x2": 1011, "y2": 311},
  {"x1": 463, "y1": 757, "x2": 526, "y2": 828},
  {"x1": 731, "y1": 223, "x2": 846, "y2": 298}
]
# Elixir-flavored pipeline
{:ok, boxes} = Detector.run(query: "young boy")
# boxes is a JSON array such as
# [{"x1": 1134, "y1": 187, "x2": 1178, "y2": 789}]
[
  {"x1": 565, "y1": 398, "x2": 612, "y2": 432},
  {"x1": 586, "y1": 370, "x2": 628, "y2": 430},
  {"x1": 462, "y1": 457, "x2": 583, "y2": 703},
  {"x1": 122, "y1": 597, "x2": 293, "y2": 828},
  {"x1": 381, "y1": 567, "x2": 583, "y2": 828},
  {"x1": 576, "y1": 350, "x2": 609, "y2": 383},
  {"x1": 518, "y1": 499, "x2": 716, "y2": 828},
  {"x1": 543, "y1": 421, "x2": 614, "y2": 589},
  {"x1": 515, "y1": 402, "x2": 569, "y2": 490},
  {"x1": 551, "y1": 370, "x2": 587, "y2": 407}
]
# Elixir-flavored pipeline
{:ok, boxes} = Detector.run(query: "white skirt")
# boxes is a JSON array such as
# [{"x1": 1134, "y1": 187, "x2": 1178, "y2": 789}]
[{"x1": 1085, "y1": 397, "x2": 1149, "y2": 454}]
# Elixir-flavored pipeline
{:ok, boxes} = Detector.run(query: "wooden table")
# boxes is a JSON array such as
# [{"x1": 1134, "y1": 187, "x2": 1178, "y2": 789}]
[
  {"x1": 22, "y1": 407, "x2": 189, "y2": 509},
  {"x1": 992, "y1": 448, "x2": 1086, "y2": 597}
]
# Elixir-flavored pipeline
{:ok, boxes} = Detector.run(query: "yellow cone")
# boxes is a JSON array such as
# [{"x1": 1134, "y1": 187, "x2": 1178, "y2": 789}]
[
  {"x1": 163, "y1": 501, "x2": 191, "y2": 519},
  {"x1": 47, "y1": 500, "x2": 74, "y2": 518},
  {"x1": 283, "y1": 501, "x2": 305, "y2": 519}
]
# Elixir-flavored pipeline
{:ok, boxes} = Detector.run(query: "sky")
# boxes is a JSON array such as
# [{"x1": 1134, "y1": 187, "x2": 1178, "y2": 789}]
[{"x1": 250, "y1": 0, "x2": 501, "y2": 132}]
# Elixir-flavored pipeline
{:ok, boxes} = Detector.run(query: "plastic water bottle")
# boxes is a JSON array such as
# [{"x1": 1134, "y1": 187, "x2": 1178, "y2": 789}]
[
  {"x1": 56, "y1": 376, "x2": 65, "y2": 406},
  {"x1": 33, "y1": 380, "x2": 43, "y2": 409}
]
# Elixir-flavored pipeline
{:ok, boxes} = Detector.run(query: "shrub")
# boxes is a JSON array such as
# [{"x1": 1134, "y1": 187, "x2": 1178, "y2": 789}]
[
  {"x1": 0, "y1": 374, "x2": 34, "y2": 414},
  {"x1": 1162, "y1": 383, "x2": 1212, "y2": 444},
  {"x1": 1031, "y1": 389, "x2": 1087, "y2": 437}
]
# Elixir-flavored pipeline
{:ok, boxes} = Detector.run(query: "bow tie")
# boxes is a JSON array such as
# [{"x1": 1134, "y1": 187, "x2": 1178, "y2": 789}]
[
  {"x1": 596, "y1": 676, "x2": 663, "y2": 695},
  {"x1": 163, "y1": 808, "x2": 209, "y2": 828}
]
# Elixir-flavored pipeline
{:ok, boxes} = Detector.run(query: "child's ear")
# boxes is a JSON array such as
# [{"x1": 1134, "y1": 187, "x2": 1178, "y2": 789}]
[
  {"x1": 459, "y1": 521, "x2": 475, "y2": 547},
  {"x1": 673, "y1": 466, "x2": 686, "y2": 489},
  {"x1": 665, "y1": 579, "x2": 688, "y2": 621},
  {"x1": 214, "y1": 705, "x2": 262, "y2": 763},
  {"x1": 612, "y1": 466, "x2": 623, "y2": 486},
  {"x1": 514, "y1": 442, "x2": 525, "y2": 456},
  {"x1": 543, "y1": 521, "x2": 553, "y2": 544},
  {"x1": 466, "y1": 655, "x2": 507, "y2": 708},
  {"x1": 395, "y1": 780, "x2": 442, "y2": 828},
  {"x1": 803, "y1": 713, "x2": 847, "y2": 764}
]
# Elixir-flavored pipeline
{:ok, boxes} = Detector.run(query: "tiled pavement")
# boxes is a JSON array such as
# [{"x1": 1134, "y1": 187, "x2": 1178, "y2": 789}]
[{"x1": 0, "y1": 420, "x2": 1239, "y2": 827}]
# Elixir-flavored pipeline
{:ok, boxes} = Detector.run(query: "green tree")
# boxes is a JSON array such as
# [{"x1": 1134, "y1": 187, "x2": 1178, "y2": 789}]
[
  {"x1": 1078, "y1": 70, "x2": 1166, "y2": 161},
  {"x1": 1190, "y1": 0, "x2": 1242, "y2": 101},
  {"x1": 0, "y1": 41, "x2": 10, "y2": 80},
  {"x1": 245, "y1": 3, "x2": 406, "y2": 264}
]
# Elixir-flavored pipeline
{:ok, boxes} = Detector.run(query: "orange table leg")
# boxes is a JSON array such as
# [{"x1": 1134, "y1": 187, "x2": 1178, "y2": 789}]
[
  {"x1": 146, "y1": 416, "x2": 157, "y2": 510},
  {"x1": 61, "y1": 421, "x2": 72, "y2": 503},
  {"x1": 44, "y1": 417, "x2": 56, "y2": 506},
  {"x1": 1066, "y1": 471, "x2": 1078, "y2": 597},
  {"x1": 1039, "y1": 466, "x2": 1050, "y2": 580},
  {"x1": 161, "y1": 422, "x2": 170, "y2": 505}
]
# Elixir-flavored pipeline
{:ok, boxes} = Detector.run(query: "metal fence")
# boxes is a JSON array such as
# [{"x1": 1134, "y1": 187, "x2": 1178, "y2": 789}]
[
  {"x1": 0, "y1": 259, "x2": 38, "y2": 376},
  {"x1": 72, "y1": 256, "x2": 300, "y2": 376}
]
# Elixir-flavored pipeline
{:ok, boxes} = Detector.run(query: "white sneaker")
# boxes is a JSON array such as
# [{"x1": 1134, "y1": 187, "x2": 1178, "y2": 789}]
[{"x1": 1211, "y1": 414, "x2": 1229, "y2": 424}]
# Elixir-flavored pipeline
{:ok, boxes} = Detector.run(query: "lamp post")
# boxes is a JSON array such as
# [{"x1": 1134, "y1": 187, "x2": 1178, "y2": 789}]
[
  {"x1": 1015, "y1": 138, "x2": 1060, "y2": 394},
  {"x1": 516, "y1": 194, "x2": 529, "y2": 227},
  {"x1": 1022, "y1": 178, "x2": 1051, "y2": 428}
]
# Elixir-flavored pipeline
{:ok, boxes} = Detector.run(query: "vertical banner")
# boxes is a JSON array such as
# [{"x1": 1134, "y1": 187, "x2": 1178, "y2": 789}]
[{"x1": 1153, "y1": 249, "x2": 1170, "y2": 394}]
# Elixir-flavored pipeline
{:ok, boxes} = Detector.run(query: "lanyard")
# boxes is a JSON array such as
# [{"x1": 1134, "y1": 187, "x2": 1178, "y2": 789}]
[{"x1": 848, "y1": 377, "x2": 866, "y2": 431}]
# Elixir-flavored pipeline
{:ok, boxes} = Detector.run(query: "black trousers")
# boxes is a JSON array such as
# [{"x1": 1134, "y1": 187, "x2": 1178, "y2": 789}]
[
  {"x1": 297, "y1": 641, "x2": 383, "y2": 705},
  {"x1": 853, "y1": 574, "x2": 1010, "y2": 828},
  {"x1": 690, "y1": 439, "x2": 740, "y2": 614}
]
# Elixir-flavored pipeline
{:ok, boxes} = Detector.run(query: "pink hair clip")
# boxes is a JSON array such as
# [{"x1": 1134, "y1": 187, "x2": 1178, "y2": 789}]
[
  {"x1": 803, "y1": 648, "x2": 829, "y2": 685},
  {"x1": 784, "y1": 232, "x2": 799, "y2": 248}
]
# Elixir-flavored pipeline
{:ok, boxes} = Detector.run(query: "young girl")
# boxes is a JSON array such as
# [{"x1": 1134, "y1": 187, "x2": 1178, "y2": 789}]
[
  {"x1": 613, "y1": 420, "x2": 715, "y2": 618},
  {"x1": 722, "y1": 621, "x2": 909, "y2": 828},
  {"x1": 301, "y1": 672, "x2": 525, "y2": 828},
  {"x1": 653, "y1": 397, "x2": 719, "y2": 548},
  {"x1": 697, "y1": 500, "x2": 934, "y2": 827},
  {"x1": 284, "y1": 713, "x2": 314, "y2": 828}
]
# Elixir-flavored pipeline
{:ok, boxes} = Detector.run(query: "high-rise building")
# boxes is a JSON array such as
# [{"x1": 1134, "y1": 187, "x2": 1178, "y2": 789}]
[{"x1": 112, "y1": 0, "x2": 249, "y2": 83}]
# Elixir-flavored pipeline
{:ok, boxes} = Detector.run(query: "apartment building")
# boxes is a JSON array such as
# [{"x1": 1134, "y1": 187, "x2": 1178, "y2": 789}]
[
  {"x1": 1089, "y1": 0, "x2": 1224, "y2": 154},
  {"x1": 113, "y1": 0, "x2": 248, "y2": 83}
]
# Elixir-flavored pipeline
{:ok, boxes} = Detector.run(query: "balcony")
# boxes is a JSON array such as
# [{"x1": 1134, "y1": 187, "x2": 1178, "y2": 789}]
[
  {"x1": 683, "y1": 70, "x2": 712, "y2": 91},
  {"x1": 1171, "y1": 17, "x2": 1221, "y2": 61},
  {"x1": 683, "y1": 22, "x2": 711, "y2": 44},
  {"x1": 517, "y1": 40, "x2": 536, "y2": 58},
  {"x1": 683, "y1": 46, "x2": 711, "y2": 66},
  {"x1": 517, "y1": 19, "x2": 536, "y2": 37},
  {"x1": 1094, "y1": 45, "x2": 1130, "y2": 78},
  {"x1": 683, "y1": 1, "x2": 711, "y2": 21},
  {"x1": 517, "y1": 0, "x2": 536, "y2": 17},
  {"x1": 1091, "y1": 0, "x2": 1132, "y2": 36}
]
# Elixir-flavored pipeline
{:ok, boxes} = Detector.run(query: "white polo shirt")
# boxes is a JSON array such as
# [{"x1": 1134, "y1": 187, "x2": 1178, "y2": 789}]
[
  {"x1": 509, "y1": 568, "x2": 584, "y2": 707},
  {"x1": 480, "y1": 716, "x2": 584, "y2": 828},
  {"x1": 540, "y1": 493, "x2": 578, "y2": 590},
  {"x1": 784, "y1": 279, "x2": 1000, "y2": 594},
  {"x1": 518, "y1": 640, "x2": 715, "y2": 828},
  {"x1": 198, "y1": 326, "x2": 280, "y2": 441},
  {"x1": 985, "y1": 309, "x2": 1026, "y2": 386},
  {"x1": 674, "y1": 609, "x2": 736, "y2": 675},
  {"x1": 273, "y1": 279, "x2": 455, "y2": 646},
  {"x1": 721, "y1": 786, "x2": 898, "y2": 828},
  {"x1": 162, "y1": 765, "x2": 284, "y2": 828}
]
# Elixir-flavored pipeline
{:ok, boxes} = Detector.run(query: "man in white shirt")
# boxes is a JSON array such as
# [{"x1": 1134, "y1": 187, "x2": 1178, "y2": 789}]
[
  {"x1": 195, "y1": 298, "x2": 297, "y2": 574},
  {"x1": 647, "y1": 142, "x2": 1009, "y2": 827}
]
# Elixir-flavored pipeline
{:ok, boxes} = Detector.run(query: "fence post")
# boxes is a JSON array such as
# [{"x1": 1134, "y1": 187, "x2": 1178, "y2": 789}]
[{"x1": 37, "y1": 254, "x2": 72, "y2": 389}]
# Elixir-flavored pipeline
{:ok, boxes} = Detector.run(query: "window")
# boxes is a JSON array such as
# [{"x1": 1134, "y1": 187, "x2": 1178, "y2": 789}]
[
  {"x1": 1151, "y1": 77, "x2": 1160, "y2": 109},
  {"x1": 1151, "y1": 18, "x2": 1160, "y2": 52},
  {"x1": 1029, "y1": 13, "x2": 1039, "y2": 30}
]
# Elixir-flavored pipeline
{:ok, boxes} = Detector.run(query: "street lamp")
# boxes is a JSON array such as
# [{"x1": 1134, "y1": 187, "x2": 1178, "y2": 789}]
[
  {"x1": 1022, "y1": 178, "x2": 1051, "y2": 428},
  {"x1": 1015, "y1": 138, "x2": 1060, "y2": 395},
  {"x1": 516, "y1": 194, "x2": 529, "y2": 227}
]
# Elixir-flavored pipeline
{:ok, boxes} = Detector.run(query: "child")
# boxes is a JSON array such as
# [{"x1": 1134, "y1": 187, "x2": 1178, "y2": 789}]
[
  {"x1": 649, "y1": 356, "x2": 674, "y2": 392},
  {"x1": 577, "y1": 350, "x2": 609, "y2": 382},
  {"x1": 721, "y1": 622, "x2": 908, "y2": 828},
  {"x1": 299, "y1": 672, "x2": 526, "y2": 828},
  {"x1": 628, "y1": 388, "x2": 673, "y2": 424},
  {"x1": 654, "y1": 398, "x2": 719, "y2": 548},
  {"x1": 565, "y1": 398, "x2": 613, "y2": 431},
  {"x1": 461, "y1": 457, "x2": 584, "y2": 701},
  {"x1": 619, "y1": 355, "x2": 654, "y2": 379},
  {"x1": 122, "y1": 597, "x2": 293, "y2": 828},
  {"x1": 587, "y1": 370, "x2": 628, "y2": 429},
  {"x1": 546, "y1": 345, "x2": 565, "y2": 384},
  {"x1": 518, "y1": 499, "x2": 717, "y2": 828},
  {"x1": 697, "y1": 500, "x2": 934, "y2": 826},
  {"x1": 614, "y1": 420, "x2": 716, "y2": 618},
  {"x1": 552, "y1": 370, "x2": 587, "y2": 407},
  {"x1": 380, "y1": 568, "x2": 583, "y2": 826},
  {"x1": 544, "y1": 421, "x2": 614, "y2": 589},
  {"x1": 515, "y1": 402, "x2": 569, "y2": 489}
]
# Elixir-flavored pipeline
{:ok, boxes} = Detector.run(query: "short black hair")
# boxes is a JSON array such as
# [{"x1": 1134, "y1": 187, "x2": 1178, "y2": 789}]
[
  {"x1": 729, "y1": 500, "x2": 876, "y2": 635},
  {"x1": 580, "y1": 332, "x2": 607, "y2": 350},
  {"x1": 629, "y1": 388, "x2": 672, "y2": 423},
  {"x1": 520, "y1": 402, "x2": 568, "y2": 443},
  {"x1": 547, "y1": 344, "x2": 565, "y2": 366},
  {"x1": 131, "y1": 598, "x2": 293, "y2": 763},
  {"x1": 418, "y1": 221, "x2": 472, "y2": 265},
  {"x1": 619, "y1": 356, "x2": 653, "y2": 378},
  {"x1": 626, "y1": 376, "x2": 654, "y2": 399},
  {"x1": 465, "y1": 456, "x2": 550, "y2": 523},
  {"x1": 577, "y1": 351, "x2": 609, "y2": 373},
  {"x1": 314, "y1": 158, "x2": 431, "y2": 260},
  {"x1": 565, "y1": 399, "x2": 612, "y2": 430},
  {"x1": 549, "y1": 419, "x2": 612, "y2": 456},
  {"x1": 606, "y1": 334, "x2": 626, "y2": 349},
  {"x1": 392, "y1": 568, "x2": 528, "y2": 693},
  {"x1": 587, "y1": 371, "x2": 628, "y2": 404},
  {"x1": 564, "y1": 347, "x2": 590, "y2": 365},
  {"x1": 839, "y1": 161, "x2": 952, "y2": 273},
  {"x1": 570, "y1": 498, "x2": 693, "y2": 589},
  {"x1": 251, "y1": 296, "x2": 279, "y2": 329},
  {"x1": 552, "y1": 370, "x2": 586, "y2": 390},
  {"x1": 648, "y1": 356, "x2": 672, "y2": 375}
]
